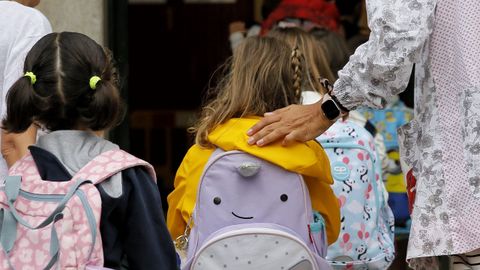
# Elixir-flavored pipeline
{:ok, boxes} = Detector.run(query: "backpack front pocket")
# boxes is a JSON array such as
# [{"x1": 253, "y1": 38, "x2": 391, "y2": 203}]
[{"x1": 184, "y1": 223, "x2": 331, "y2": 270}]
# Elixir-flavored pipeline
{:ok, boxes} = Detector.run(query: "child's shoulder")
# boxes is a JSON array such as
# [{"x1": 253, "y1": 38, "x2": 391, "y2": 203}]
[
  {"x1": 178, "y1": 144, "x2": 215, "y2": 171},
  {"x1": 185, "y1": 144, "x2": 215, "y2": 159},
  {"x1": 305, "y1": 139, "x2": 324, "y2": 152}
]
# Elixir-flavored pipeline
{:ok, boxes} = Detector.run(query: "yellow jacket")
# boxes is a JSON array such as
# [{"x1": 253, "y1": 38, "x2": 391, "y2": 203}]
[{"x1": 166, "y1": 118, "x2": 340, "y2": 245}]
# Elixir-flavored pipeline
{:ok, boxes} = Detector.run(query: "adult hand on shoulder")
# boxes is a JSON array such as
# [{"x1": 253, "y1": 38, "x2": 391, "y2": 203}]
[{"x1": 247, "y1": 102, "x2": 334, "y2": 146}]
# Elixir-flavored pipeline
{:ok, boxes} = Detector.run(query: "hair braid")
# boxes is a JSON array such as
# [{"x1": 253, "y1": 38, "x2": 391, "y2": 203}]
[{"x1": 291, "y1": 46, "x2": 302, "y2": 99}]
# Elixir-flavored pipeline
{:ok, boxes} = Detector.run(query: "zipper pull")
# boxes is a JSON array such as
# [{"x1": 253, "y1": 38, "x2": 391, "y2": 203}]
[
  {"x1": 174, "y1": 215, "x2": 193, "y2": 251},
  {"x1": 174, "y1": 234, "x2": 189, "y2": 251}
]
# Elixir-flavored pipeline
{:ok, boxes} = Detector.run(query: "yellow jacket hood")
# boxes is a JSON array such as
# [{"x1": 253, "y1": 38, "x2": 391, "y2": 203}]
[{"x1": 208, "y1": 117, "x2": 334, "y2": 184}]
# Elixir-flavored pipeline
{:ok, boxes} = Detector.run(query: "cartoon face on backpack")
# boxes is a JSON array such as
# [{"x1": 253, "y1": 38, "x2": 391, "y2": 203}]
[
  {"x1": 212, "y1": 175, "x2": 288, "y2": 219},
  {"x1": 195, "y1": 152, "x2": 310, "y2": 238},
  {"x1": 184, "y1": 150, "x2": 331, "y2": 270}
]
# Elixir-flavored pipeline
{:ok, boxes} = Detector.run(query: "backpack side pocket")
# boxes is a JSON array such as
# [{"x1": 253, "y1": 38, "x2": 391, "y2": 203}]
[{"x1": 309, "y1": 211, "x2": 328, "y2": 258}]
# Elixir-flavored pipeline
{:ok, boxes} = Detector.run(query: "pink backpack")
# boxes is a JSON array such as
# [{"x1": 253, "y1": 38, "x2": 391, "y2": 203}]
[{"x1": 0, "y1": 149, "x2": 155, "y2": 270}]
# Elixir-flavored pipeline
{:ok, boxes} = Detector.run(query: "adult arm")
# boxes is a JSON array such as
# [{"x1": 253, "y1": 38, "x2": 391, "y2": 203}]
[
  {"x1": 1, "y1": 9, "x2": 51, "y2": 166},
  {"x1": 247, "y1": 0, "x2": 436, "y2": 146},
  {"x1": 2, "y1": 8, "x2": 51, "y2": 114}
]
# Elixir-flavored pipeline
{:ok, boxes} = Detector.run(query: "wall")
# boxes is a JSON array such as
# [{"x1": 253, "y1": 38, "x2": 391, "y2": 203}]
[
  {"x1": 36, "y1": 0, "x2": 107, "y2": 45},
  {"x1": 254, "y1": 0, "x2": 262, "y2": 22}
]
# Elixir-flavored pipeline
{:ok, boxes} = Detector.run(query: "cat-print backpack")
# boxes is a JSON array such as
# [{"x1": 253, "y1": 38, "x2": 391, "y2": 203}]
[
  {"x1": 180, "y1": 149, "x2": 331, "y2": 270},
  {"x1": 317, "y1": 120, "x2": 395, "y2": 270},
  {"x1": 0, "y1": 150, "x2": 154, "y2": 270}
]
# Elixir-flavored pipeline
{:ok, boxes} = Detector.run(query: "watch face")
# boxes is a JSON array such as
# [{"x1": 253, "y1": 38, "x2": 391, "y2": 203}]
[{"x1": 321, "y1": 100, "x2": 340, "y2": 120}]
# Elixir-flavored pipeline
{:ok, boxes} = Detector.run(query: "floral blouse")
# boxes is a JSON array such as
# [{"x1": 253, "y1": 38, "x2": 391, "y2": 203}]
[{"x1": 332, "y1": 0, "x2": 480, "y2": 268}]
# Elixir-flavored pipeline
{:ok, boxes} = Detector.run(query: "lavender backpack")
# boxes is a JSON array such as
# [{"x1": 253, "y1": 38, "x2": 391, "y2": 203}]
[{"x1": 181, "y1": 149, "x2": 331, "y2": 270}]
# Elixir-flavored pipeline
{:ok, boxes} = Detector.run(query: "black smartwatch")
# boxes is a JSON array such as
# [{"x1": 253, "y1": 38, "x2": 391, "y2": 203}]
[{"x1": 321, "y1": 93, "x2": 348, "y2": 121}]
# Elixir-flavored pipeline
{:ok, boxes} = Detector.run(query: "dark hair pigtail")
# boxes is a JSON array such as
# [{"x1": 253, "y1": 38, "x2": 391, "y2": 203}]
[
  {"x1": 82, "y1": 79, "x2": 125, "y2": 131},
  {"x1": 2, "y1": 77, "x2": 38, "y2": 133}
]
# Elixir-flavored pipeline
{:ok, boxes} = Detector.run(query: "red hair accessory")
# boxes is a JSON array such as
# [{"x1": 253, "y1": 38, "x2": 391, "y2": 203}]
[{"x1": 261, "y1": 0, "x2": 340, "y2": 35}]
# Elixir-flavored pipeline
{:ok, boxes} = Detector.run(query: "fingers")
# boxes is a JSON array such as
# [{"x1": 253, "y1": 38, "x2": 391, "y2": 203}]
[
  {"x1": 247, "y1": 104, "x2": 319, "y2": 146},
  {"x1": 254, "y1": 127, "x2": 288, "y2": 147},
  {"x1": 282, "y1": 130, "x2": 307, "y2": 147},
  {"x1": 247, "y1": 113, "x2": 280, "y2": 137},
  {"x1": 282, "y1": 132, "x2": 297, "y2": 147}
]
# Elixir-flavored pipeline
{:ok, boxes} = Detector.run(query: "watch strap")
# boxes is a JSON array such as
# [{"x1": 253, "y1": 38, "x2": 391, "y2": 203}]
[
  {"x1": 330, "y1": 93, "x2": 349, "y2": 113},
  {"x1": 319, "y1": 78, "x2": 349, "y2": 113}
]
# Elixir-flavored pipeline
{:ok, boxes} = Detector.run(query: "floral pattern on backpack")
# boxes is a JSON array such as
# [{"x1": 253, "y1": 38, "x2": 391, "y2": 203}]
[{"x1": 0, "y1": 150, "x2": 154, "y2": 270}]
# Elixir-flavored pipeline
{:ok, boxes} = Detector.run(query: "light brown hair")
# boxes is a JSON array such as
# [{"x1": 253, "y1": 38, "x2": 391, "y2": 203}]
[
  {"x1": 311, "y1": 28, "x2": 351, "y2": 78},
  {"x1": 192, "y1": 36, "x2": 303, "y2": 147},
  {"x1": 268, "y1": 27, "x2": 335, "y2": 93}
]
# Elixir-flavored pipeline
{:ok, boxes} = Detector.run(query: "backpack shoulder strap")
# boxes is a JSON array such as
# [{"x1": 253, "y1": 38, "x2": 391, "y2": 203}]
[
  {"x1": 71, "y1": 149, "x2": 156, "y2": 185},
  {"x1": 8, "y1": 152, "x2": 35, "y2": 176}
]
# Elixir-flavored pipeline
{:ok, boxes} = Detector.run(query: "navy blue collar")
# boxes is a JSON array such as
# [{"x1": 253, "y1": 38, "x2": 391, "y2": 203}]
[{"x1": 28, "y1": 146, "x2": 72, "y2": 181}]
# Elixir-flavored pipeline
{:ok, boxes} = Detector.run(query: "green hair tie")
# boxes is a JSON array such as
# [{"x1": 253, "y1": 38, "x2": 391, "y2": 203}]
[
  {"x1": 24, "y1": 71, "x2": 36, "y2": 85},
  {"x1": 89, "y1": 75, "x2": 101, "y2": 90}
]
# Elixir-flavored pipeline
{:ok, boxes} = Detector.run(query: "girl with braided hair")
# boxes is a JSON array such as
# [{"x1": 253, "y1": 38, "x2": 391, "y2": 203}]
[
  {"x1": 268, "y1": 27, "x2": 335, "y2": 87},
  {"x1": 167, "y1": 36, "x2": 340, "y2": 262},
  {"x1": 269, "y1": 27, "x2": 396, "y2": 268},
  {"x1": 269, "y1": 27, "x2": 392, "y2": 180}
]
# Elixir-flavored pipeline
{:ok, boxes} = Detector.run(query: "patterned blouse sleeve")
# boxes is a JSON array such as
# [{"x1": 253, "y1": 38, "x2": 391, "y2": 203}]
[{"x1": 332, "y1": 0, "x2": 437, "y2": 110}]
